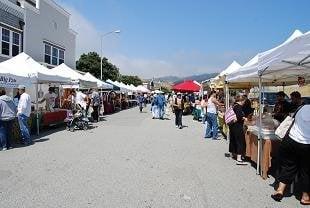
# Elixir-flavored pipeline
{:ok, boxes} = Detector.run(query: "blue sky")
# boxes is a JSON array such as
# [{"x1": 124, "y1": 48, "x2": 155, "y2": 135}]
[{"x1": 57, "y1": 0, "x2": 310, "y2": 78}]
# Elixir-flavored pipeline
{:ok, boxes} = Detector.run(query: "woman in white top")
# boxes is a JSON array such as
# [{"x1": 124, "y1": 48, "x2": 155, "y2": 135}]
[
  {"x1": 204, "y1": 91, "x2": 223, "y2": 139},
  {"x1": 271, "y1": 105, "x2": 310, "y2": 205}
]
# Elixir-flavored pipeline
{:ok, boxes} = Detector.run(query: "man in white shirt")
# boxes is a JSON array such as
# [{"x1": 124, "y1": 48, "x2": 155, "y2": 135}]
[
  {"x1": 75, "y1": 91, "x2": 87, "y2": 109},
  {"x1": 17, "y1": 85, "x2": 32, "y2": 146},
  {"x1": 38, "y1": 87, "x2": 57, "y2": 111}
]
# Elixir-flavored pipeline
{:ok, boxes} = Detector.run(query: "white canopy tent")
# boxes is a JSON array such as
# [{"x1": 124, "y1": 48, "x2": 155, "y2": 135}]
[
  {"x1": 114, "y1": 81, "x2": 133, "y2": 93},
  {"x1": 106, "y1": 79, "x2": 128, "y2": 93},
  {"x1": 83, "y1": 73, "x2": 113, "y2": 90},
  {"x1": 0, "y1": 53, "x2": 71, "y2": 135},
  {"x1": 52, "y1": 64, "x2": 97, "y2": 89},
  {"x1": 136, "y1": 85, "x2": 150, "y2": 93},
  {"x1": 227, "y1": 30, "x2": 305, "y2": 84},
  {"x1": 226, "y1": 30, "x2": 310, "y2": 175},
  {"x1": 0, "y1": 52, "x2": 69, "y2": 84},
  {"x1": 211, "y1": 61, "x2": 241, "y2": 84},
  {"x1": 129, "y1": 84, "x2": 138, "y2": 93}
]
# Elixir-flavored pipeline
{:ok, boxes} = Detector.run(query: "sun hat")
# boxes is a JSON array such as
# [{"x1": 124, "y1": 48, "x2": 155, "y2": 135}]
[{"x1": 18, "y1": 85, "x2": 26, "y2": 90}]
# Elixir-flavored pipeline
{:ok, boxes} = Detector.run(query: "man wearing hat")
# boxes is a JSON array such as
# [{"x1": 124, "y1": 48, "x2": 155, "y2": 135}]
[{"x1": 17, "y1": 85, "x2": 32, "y2": 146}]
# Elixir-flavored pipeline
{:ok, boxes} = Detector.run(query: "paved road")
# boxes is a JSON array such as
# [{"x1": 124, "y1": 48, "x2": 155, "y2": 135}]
[{"x1": 0, "y1": 107, "x2": 304, "y2": 207}]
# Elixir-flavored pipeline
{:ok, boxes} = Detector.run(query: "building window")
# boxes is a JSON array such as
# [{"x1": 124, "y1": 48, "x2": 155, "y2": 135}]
[
  {"x1": 12, "y1": 32, "x2": 20, "y2": 56},
  {"x1": 59, "y1": 50, "x2": 64, "y2": 64},
  {"x1": 0, "y1": 27, "x2": 21, "y2": 57},
  {"x1": 52, "y1": 47, "x2": 58, "y2": 65},
  {"x1": 2, "y1": 28, "x2": 10, "y2": 56},
  {"x1": 44, "y1": 44, "x2": 51, "y2": 64},
  {"x1": 44, "y1": 43, "x2": 65, "y2": 66}
]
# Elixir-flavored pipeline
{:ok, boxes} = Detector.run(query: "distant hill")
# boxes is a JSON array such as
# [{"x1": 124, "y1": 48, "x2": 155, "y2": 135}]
[{"x1": 154, "y1": 73, "x2": 218, "y2": 83}]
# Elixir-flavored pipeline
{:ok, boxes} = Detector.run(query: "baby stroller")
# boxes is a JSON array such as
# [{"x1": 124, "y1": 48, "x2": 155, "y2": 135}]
[{"x1": 65, "y1": 104, "x2": 89, "y2": 132}]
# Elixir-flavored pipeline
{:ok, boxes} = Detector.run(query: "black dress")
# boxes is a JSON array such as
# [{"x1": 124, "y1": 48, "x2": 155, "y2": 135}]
[{"x1": 229, "y1": 103, "x2": 246, "y2": 155}]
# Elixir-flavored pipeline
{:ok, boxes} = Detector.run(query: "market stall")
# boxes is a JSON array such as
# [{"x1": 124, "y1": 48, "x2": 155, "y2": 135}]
[
  {"x1": 83, "y1": 73, "x2": 113, "y2": 90},
  {"x1": 0, "y1": 53, "x2": 71, "y2": 139},
  {"x1": 227, "y1": 29, "x2": 310, "y2": 177},
  {"x1": 52, "y1": 64, "x2": 97, "y2": 89}
]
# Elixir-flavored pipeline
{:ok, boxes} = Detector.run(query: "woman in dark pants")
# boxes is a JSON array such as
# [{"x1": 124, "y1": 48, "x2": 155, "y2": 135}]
[
  {"x1": 271, "y1": 105, "x2": 310, "y2": 205},
  {"x1": 173, "y1": 93, "x2": 184, "y2": 129},
  {"x1": 229, "y1": 95, "x2": 247, "y2": 165}
]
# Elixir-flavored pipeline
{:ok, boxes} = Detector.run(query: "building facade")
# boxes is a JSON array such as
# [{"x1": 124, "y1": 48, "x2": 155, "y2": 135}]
[
  {"x1": 0, "y1": 0, "x2": 76, "y2": 69},
  {"x1": 0, "y1": 0, "x2": 24, "y2": 62}
]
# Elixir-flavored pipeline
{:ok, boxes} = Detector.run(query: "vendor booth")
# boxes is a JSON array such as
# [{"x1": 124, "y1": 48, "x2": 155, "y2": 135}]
[
  {"x1": 226, "y1": 29, "x2": 310, "y2": 178},
  {"x1": 51, "y1": 63, "x2": 97, "y2": 89},
  {"x1": 0, "y1": 53, "x2": 71, "y2": 143},
  {"x1": 83, "y1": 73, "x2": 113, "y2": 90}
]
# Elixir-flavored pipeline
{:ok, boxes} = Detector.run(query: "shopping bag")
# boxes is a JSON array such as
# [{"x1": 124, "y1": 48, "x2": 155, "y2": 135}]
[
  {"x1": 224, "y1": 106, "x2": 237, "y2": 125},
  {"x1": 275, "y1": 116, "x2": 294, "y2": 139},
  {"x1": 275, "y1": 105, "x2": 304, "y2": 139}
]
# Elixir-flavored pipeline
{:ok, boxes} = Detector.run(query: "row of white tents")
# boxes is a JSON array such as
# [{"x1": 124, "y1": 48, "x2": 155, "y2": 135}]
[
  {"x1": 208, "y1": 29, "x2": 310, "y2": 87},
  {"x1": 0, "y1": 52, "x2": 150, "y2": 93},
  {"x1": 0, "y1": 52, "x2": 150, "y2": 135},
  {"x1": 207, "y1": 29, "x2": 310, "y2": 176}
]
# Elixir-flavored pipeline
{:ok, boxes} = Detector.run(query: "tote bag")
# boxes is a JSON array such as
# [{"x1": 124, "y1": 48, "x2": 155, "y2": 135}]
[
  {"x1": 225, "y1": 106, "x2": 237, "y2": 125},
  {"x1": 275, "y1": 105, "x2": 304, "y2": 139}
]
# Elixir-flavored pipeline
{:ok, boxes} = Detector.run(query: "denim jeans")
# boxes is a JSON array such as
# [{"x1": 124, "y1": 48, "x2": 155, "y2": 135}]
[
  {"x1": 18, "y1": 114, "x2": 31, "y2": 145},
  {"x1": 205, "y1": 112, "x2": 218, "y2": 139},
  {"x1": 158, "y1": 106, "x2": 164, "y2": 119},
  {"x1": 201, "y1": 113, "x2": 207, "y2": 124},
  {"x1": 0, "y1": 120, "x2": 13, "y2": 149}
]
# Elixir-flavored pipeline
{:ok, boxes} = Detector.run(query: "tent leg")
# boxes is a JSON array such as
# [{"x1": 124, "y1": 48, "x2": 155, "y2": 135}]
[
  {"x1": 35, "y1": 83, "x2": 40, "y2": 136},
  {"x1": 225, "y1": 82, "x2": 230, "y2": 141},
  {"x1": 257, "y1": 76, "x2": 263, "y2": 175}
]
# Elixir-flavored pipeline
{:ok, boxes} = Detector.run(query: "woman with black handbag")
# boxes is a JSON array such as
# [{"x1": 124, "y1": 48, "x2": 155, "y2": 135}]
[
  {"x1": 228, "y1": 95, "x2": 247, "y2": 165},
  {"x1": 271, "y1": 105, "x2": 310, "y2": 205}
]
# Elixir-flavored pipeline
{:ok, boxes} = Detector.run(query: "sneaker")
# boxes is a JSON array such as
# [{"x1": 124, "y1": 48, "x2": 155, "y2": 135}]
[
  {"x1": 236, "y1": 160, "x2": 248, "y2": 165},
  {"x1": 2, "y1": 147, "x2": 7, "y2": 151},
  {"x1": 176, "y1": 125, "x2": 179, "y2": 128}
]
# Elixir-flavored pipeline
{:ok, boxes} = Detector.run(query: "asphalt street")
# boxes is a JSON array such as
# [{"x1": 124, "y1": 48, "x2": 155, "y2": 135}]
[{"x1": 0, "y1": 107, "x2": 305, "y2": 208}]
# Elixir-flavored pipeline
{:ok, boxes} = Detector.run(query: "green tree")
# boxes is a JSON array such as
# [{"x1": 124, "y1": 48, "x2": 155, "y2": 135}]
[
  {"x1": 76, "y1": 52, "x2": 120, "y2": 81},
  {"x1": 119, "y1": 75, "x2": 143, "y2": 86}
]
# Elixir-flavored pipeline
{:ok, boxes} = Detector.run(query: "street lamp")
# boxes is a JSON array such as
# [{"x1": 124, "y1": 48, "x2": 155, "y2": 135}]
[{"x1": 100, "y1": 30, "x2": 121, "y2": 80}]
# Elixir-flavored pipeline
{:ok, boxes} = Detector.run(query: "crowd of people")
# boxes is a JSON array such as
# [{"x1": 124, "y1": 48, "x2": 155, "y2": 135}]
[
  {"x1": 0, "y1": 86, "x2": 126, "y2": 151},
  {"x1": 136, "y1": 89, "x2": 310, "y2": 205},
  {"x1": 1, "y1": 84, "x2": 309, "y2": 204}
]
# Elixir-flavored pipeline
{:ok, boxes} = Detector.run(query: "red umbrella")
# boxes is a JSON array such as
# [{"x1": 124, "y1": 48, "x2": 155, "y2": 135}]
[{"x1": 172, "y1": 80, "x2": 201, "y2": 93}]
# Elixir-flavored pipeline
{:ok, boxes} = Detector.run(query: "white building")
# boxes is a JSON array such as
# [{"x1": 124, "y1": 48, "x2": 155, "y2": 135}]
[{"x1": 0, "y1": 0, "x2": 76, "y2": 69}]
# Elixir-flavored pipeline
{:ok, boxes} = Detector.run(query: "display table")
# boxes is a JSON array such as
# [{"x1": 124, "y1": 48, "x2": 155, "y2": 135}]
[
  {"x1": 245, "y1": 126, "x2": 281, "y2": 179},
  {"x1": 41, "y1": 110, "x2": 68, "y2": 127}
]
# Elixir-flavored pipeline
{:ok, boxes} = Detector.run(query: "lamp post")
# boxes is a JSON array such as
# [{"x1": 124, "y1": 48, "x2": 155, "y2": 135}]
[{"x1": 100, "y1": 30, "x2": 121, "y2": 80}]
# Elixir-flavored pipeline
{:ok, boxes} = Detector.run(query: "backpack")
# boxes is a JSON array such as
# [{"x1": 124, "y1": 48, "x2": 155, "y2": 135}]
[
  {"x1": 92, "y1": 92, "x2": 100, "y2": 107},
  {"x1": 224, "y1": 105, "x2": 237, "y2": 125}
]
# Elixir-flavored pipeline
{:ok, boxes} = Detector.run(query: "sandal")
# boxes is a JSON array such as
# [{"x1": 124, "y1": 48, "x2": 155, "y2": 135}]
[
  {"x1": 300, "y1": 200, "x2": 310, "y2": 205},
  {"x1": 271, "y1": 193, "x2": 283, "y2": 202}
]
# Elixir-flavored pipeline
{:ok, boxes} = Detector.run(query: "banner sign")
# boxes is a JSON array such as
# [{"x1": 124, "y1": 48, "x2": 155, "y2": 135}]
[{"x1": 0, "y1": 75, "x2": 31, "y2": 88}]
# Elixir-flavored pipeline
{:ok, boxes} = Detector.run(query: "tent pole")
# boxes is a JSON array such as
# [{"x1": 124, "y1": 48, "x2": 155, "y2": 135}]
[
  {"x1": 225, "y1": 81, "x2": 230, "y2": 141},
  {"x1": 59, "y1": 86, "x2": 62, "y2": 108},
  {"x1": 35, "y1": 82, "x2": 40, "y2": 136},
  {"x1": 257, "y1": 75, "x2": 263, "y2": 175}
]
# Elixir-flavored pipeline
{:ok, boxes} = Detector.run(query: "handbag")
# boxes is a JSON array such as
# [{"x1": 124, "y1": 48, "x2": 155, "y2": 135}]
[
  {"x1": 224, "y1": 105, "x2": 237, "y2": 125},
  {"x1": 275, "y1": 105, "x2": 304, "y2": 139}
]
